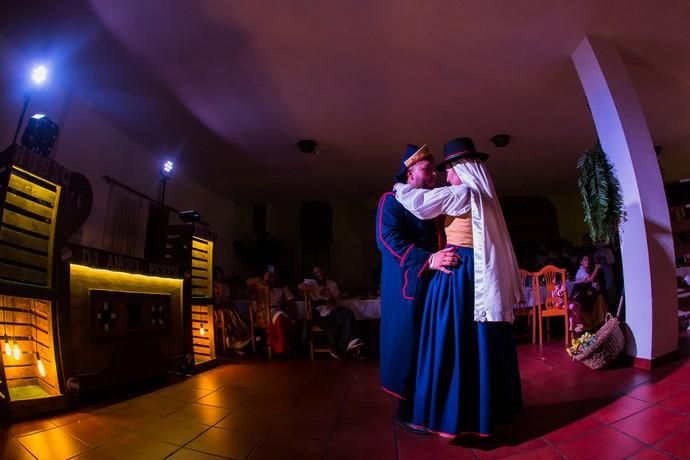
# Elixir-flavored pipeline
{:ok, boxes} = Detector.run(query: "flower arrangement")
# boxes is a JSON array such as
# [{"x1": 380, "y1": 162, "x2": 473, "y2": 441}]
[{"x1": 567, "y1": 332, "x2": 596, "y2": 357}]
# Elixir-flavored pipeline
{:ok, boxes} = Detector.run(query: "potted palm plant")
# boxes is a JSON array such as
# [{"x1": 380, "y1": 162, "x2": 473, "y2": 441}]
[
  {"x1": 577, "y1": 142, "x2": 626, "y2": 245},
  {"x1": 572, "y1": 142, "x2": 627, "y2": 369}
]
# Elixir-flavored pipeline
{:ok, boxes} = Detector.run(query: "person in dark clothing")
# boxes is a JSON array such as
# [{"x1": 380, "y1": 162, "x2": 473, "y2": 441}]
[{"x1": 299, "y1": 266, "x2": 363, "y2": 359}]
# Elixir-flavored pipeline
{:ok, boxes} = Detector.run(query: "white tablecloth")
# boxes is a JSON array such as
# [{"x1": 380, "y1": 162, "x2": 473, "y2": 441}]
[
  {"x1": 294, "y1": 298, "x2": 381, "y2": 320},
  {"x1": 677, "y1": 267, "x2": 690, "y2": 286},
  {"x1": 519, "y1": 281, "x2": 576, "y2": 308},
  {"x1": 677, "y1": 267, "x2": 690, "y2": 277}
]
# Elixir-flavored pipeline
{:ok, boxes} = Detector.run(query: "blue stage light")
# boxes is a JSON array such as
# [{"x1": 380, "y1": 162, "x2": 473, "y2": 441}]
[
  {"x1": 162, "y1": 160, "x2": 174, "y2": 176},
  {"x1": 31, "y1": 65, "x2": 49, "y2": 86}
]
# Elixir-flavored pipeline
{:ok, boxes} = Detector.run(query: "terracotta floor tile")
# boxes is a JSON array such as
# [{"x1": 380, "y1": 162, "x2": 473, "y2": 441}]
[
  {"x1": 196, "y1": 389, "x2": 246, "y2": 409},
  {"x1": 653, "y1": 422, "x2": 690, "y2": 459},
  {"x1": 612, "y1": 406, "x2": 688, "y2": 444},
  {"x1": 473, "y1": 437, "x2": 548, "y2": 459},
  {"x1": 659, "y1": 389, "x2": 690, "y2": 414},
  {"x1": 171, "y1": 403, "x2": 231, "y2": 425},
  {"x1": 91, "y1": 430, "x2": 178, "y2": 460},
  {"x1": 0, "y1": 435, "x2": 35, "y2": 460},
  {"x1": 159, "y1": 386, "x2": 216, "y2": 402},
  {"x1": 339, "y1": 399, "x2": 396, "y2": 418},
  {"x1": 624, "y1": 381, "x2": 687, "y2": 404},
  {"x1": 627, "y1": 447, "x2": 677, "y2": 459},
  {"x1": 652, "y1": 363, "x2": 690, "y2": 385},
  {"x1": 237, "y1": 398, "x2": 297, "y2": 416},
  {"x1": 248, "y1": 435, "x2": 327, "y2": 460},
  {"x1": 600, "y1": 370, "x2": 653, "y2": 392},
  {"x1": 270, "y1": 415, "x2": 335, "y2": 439},
  {"x1": 9, "y1": 418, "x2": 56, "y2": 437},
  {"x1": 556, "y1": 380, "x2": 622, "y2": 402},
  {"x1": 98, "y1": 406, "x2": 164, "y2": 430},
  {"x1": 288, "y1": 397, "x2": 343, "y2": 417},
  {"x1": 215, "y1": 412, "x2": 280, "y2": 435},
  {"x1": 185, "y1": 374, "x2": 229, "y2": 392},
  {"x1": 331, "y1": 416, "x2": 394, "y2": 441},
  {"x1": 516, "y1": 358, "x2": 554, "y2": 379},
  {"x1": 167, "y1": 447, "x2": 230, "y2": 459},
  {"x1": 72, "y1": 448, "x2": 115, "y2": 459},
  {"x1": 48, "y1": 411, "x2": 93, "y2": 427},
  {"x1": 524, "y1": 368, "x2": 570, "y2": 388},
  {"x1": 543, "y1": 415, "x2": 603, "y2": 444},
  {"x1": 556, "y1": 426, "x2": 646, "y2": 460},
  {"x1": 17, "y1": 426, "x2": 92, "y2": 459},
  {"x1": 500, "y1": 445, "x2": 565, "y2": 459},
  {"x1": 345, "y1": 384, "x2": 391, "y2": 402},
  {"x1": 532, "y1": 370, "x2": 601, "y2": 393},
  {"x1": 186, "y1": 426, "x2": 262, "y2": 459},
  {"x1": 324, "y1": 439, "x2": 396, "y2": 460},
  {"x1": 591, "y1": 395, "x2": 651, "y2": 424},
  {"x1": 396, "y1": 427, "x2": 475, "y2": 460},
  {"x1": 128, "y1": 394, "x2": 190, "y2": 416},
  {"x1": 138, "y1": 414, "x2": 211, "y2": 446},
  {"x1": 60, "y1": 415, "x2": 127, "y2": 448},
  {"x1": 88, "y1": 401, "x2": 130, "y2": 415}
]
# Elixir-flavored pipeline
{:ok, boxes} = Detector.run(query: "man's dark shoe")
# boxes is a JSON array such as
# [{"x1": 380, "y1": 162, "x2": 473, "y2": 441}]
[
  {"x1": 397, "y1": 418, "x2": 430, "y2": 435},
  {"x1": 329, "y1": 350, "x2": 342, "y2": 360}
]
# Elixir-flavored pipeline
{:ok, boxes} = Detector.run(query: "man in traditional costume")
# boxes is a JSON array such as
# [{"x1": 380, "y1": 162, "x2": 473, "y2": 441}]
[{"x1": 375, "y1": 144, "x2": 459, "y2": 432}]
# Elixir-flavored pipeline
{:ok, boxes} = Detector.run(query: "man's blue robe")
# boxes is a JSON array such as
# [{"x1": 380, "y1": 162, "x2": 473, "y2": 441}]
[{"x1": 375, "y1": 190, "x2": 438, "y2": 399}]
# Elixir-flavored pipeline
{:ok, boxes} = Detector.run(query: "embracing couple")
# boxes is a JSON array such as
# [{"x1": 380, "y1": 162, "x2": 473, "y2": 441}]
[{"x1": 376, "y1": 137, "x2": 524, "y2": 439}]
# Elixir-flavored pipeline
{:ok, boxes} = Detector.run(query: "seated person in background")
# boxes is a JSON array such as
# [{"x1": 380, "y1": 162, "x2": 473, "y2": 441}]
[
  {"x1": 213, "y1": 266, "x2": 251, "y2": 355},
  {"x1": 594, "y1": 242, "x2": 617, "y2": 309},
  {"x1": 299, "y1": 266, "x2": 364, "y2": 360},
  {"x1": 569, "y1": 254, "x2": 608, "y2": 334},
  {"x1": 246, "y1": 271, "x2": 296, "y2": 355}
]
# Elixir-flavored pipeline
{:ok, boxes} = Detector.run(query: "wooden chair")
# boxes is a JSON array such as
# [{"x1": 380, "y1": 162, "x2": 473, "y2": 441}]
[
  {"x1": 300, "y1": 285, "x2": 330, "y2": 360},
  {"x1": 247, "y1": 283, "x2": 272, "y2": 359},
  {"x1": 514, "y1": 269, "x2": 537, "y2": 343},
  {"x1": 533, "y1": 265, "x2": 570, "y2": 346}
]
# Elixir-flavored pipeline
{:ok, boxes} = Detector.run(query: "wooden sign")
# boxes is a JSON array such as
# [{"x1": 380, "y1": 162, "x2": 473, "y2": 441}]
[{"x1": 63, "y1": 244, "x2": 182, "y2": 278}]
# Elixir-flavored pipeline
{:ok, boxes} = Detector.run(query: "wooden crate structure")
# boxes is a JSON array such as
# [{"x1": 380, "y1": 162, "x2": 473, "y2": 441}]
[
  {"x1": 0, "y1": 167, "x2": 60, "y2": 287},
  {"x1": 0, "y1": 145, "x2": 88, "y2": 417},
  {"x1": 164, "y1": 224, "x2": 217, "y2": 368},
  {"x1": 0, "y1": 296, "x2": 60, "y2": 407}
]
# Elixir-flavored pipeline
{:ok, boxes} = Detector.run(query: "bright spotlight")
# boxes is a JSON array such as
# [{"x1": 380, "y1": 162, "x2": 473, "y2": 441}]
[
  {"x1": 159, "y1": 160, "x2": 175, "y2": 206},
  {"x1": 31, "y1": 65, "x2": 49, "y2": 86},
  {"x1": 162, "y1": 160, "x2": 174, "y2": 176}
]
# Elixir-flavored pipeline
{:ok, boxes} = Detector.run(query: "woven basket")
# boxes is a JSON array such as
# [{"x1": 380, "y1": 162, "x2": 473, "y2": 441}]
[{"x1": 573, "y1": 313, "x2": 625, "y2": 370}]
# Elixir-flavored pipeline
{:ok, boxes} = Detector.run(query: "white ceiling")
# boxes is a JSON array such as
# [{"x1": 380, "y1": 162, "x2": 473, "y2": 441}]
[{"x1": 4, "y1": 0, "x2": 690, "y2": 201}]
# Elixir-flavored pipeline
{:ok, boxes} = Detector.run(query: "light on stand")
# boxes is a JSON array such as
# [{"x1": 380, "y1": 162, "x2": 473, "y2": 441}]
[
  {"x1": 13, "y1": 64, "x2": 50, "y2": 145},
  {"x1": 31, "y1": 65, "x2": 49, "y2": 86},
  {"x1": 159, "y1": 160, "x2": 174, "y2": 207},
  {"x1": 22, "y1": 113, "x2": 59, "y2": 158},
  {"x1": 162, "y1": 160, "x2": 174, "y2": 177},
  {"x1": 199, "y1": 323, "x2": 206, "y2": 336}
]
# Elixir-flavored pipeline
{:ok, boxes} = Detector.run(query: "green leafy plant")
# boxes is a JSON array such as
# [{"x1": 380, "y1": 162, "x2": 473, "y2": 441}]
[{"x1": 577, "y1": 142, "x2": 626, "y2": 245}]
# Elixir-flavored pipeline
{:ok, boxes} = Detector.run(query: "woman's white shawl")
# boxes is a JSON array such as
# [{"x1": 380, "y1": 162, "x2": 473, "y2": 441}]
[{"x1": 393, "y1": 159, "x2": 524, "y2": 322}]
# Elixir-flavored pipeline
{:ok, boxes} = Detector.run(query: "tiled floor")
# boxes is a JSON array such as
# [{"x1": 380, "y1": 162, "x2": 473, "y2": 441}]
[{"x1": 3, "y1": 337, "x2": 690, "y2": 459}]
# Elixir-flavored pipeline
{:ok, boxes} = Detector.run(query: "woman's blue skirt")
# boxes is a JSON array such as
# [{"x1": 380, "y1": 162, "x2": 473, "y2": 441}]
[{"x1": 412, "y1": 246, "x2": 523, "y2": 436}]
